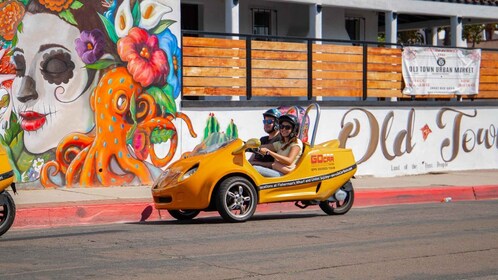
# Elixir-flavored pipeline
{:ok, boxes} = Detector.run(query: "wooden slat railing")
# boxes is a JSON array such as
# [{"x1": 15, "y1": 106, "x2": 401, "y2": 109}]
[
  {"x1": 251, "y1": 41, "x2": 308, "y2": 97},
  {"x1": 312, "y1": 44, "x2": 363, "y2": 98},
  {"x1": 182, "y1": 32, "x2": 498, "y2": 100},
  {"x1": 183, "y1": 37, "x2": 246, "y2": 96},
  {"x1": 477, "y1": 51, "x2": 498, "y2": 98},
  {"x1": 367, "y1": 48, "x2": 404, "y2": 98}
]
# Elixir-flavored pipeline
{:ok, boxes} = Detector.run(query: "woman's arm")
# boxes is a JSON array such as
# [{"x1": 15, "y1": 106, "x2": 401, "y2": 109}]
[
  {"x1": 259, "y1": 143, "x2": 276, "y2": 151},
  {"x1": 260, "y1": 145, "x2": 300, "y2": 166}
]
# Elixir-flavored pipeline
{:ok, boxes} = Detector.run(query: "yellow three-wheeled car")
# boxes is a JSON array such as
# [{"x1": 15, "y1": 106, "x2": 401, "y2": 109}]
[{"x1": 152, "y1": 104, "x2": 357, "y2": 222}]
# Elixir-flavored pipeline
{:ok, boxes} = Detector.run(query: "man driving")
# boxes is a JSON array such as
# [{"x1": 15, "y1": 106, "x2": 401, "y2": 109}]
[{"x1": 249, "y1": 108, "x2": 282, "y2": 168}]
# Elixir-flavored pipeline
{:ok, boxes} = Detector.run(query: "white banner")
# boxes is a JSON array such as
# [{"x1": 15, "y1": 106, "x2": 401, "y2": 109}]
[{"x1": 402, "y1": 47, "x2": 481, "y2": 95}]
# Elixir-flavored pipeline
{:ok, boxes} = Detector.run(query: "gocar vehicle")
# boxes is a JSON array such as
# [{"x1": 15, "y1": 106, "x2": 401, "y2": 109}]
[{"x1": 152, "y1": 104, "x2": 357, "y2": 222}]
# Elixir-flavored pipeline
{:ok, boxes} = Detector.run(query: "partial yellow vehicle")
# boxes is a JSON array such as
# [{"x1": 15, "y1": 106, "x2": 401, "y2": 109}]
[
  {"x1": 152, "y1": 104, "x2": 357, "y2": 222},
  {"x1": 0, "y1": 144, "x2": 16, "y2": 235}
]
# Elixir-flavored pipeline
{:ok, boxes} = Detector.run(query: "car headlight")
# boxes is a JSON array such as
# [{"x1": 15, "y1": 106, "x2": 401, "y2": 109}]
[
  {"x1": 179, "y1": 165, "x2": 199, "y2": 182},
  {"x1": 153, "y1": 169, "x2": 171, "y2": 189},
  {"x1": 154, "y1": 169, "x2": 169, "y2": 184}
]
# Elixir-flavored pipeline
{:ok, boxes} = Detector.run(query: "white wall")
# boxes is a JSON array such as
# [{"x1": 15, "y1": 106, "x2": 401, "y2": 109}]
[
  {"x1": 183, "y1": 0, "x2": 225, "y2": 32},
  {"x1": 188, "y1": 0, "x2": 371, "y2": 40},
  {"x1": 346, "y1": 9, "x2": 378, "y2": 42},
  {"x1": 238, "y1": 0, "x2": 310, "y2": 36},
  {"x1": 180, "y1": 106, "x2": 498, "y2": 177},
  {"x1": 322, "y1": 7, "x2": 350, "y2": 40}
]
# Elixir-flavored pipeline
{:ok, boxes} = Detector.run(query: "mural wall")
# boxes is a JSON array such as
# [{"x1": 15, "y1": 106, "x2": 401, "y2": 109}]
[{"x1": 0, "y1": 0, "x2": 197, "y2": 188}]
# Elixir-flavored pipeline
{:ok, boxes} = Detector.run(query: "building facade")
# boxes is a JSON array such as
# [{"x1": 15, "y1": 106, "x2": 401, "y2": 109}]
[{"x1": 181, "y1": 0, "x2": 498, "y2": 46}]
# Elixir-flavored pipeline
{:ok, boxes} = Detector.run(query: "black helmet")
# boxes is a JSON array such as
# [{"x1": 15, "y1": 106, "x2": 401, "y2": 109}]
[
  {"x1": 263, "y1": 108, "x2": 281, "y2": 119},
  {"x1": 278, "y1": 114, "x2": 298, "y2": 128}
]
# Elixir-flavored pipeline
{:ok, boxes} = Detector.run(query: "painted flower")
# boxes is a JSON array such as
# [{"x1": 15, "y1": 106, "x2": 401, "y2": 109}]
[
  {"x1": 0, "y1": 0, "x2": 25, "y2": 41},
  {"x1": 117, "y1": 27, "x2": 169, "y2": 87},
  {"x1": 22, "y1": 166, "x2": 40, "y2": 182},
  {"x1": 158, "y1": 28, "x2": 182, "y2": 99},
  {"x1": 0, "y1": 87, "x2": 13, "y2": 128},
  {"x1": 0, "y1": 47, "x2": 16, "y2": 88},
  {"x1": 114, "y1": 0, "x2": 133, "y2": 38},
  {"x1": 102, "y1": 0, "x2": 117, "y2": 22},
  {"x1": 139, "y1": 0, "x2": 173, "y2": 30},
  {"x1": 32, "y1": 158, "x2": 45, "y2": 173},
  {"x1": 38, "y1": 0, "x2": 74, "y2": 12},
  {"x1": 75, "y1": 29, "x2": 106, "y2": 64},
  {"x1": 132, "y1": 129, "x2": 150, "y2": 160},
  {"x1": 0, "y1": 48, "x2": 14, "y2": 127}
]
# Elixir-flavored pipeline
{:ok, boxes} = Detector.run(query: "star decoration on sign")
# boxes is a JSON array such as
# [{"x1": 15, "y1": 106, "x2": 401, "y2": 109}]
[{"x1": 421, "y1": 124, "x2": 432, "y2": 141}]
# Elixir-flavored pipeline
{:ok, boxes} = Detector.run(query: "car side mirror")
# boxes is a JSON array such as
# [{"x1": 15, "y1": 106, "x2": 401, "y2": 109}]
[{"x1": 232, "y1": 138, "x2": 261, "y2": 155}]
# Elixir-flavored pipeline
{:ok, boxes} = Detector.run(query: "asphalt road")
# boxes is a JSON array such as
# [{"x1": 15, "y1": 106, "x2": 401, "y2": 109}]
[{"x1": 1, "y1": 201, "x2": 498, "y2": 280}]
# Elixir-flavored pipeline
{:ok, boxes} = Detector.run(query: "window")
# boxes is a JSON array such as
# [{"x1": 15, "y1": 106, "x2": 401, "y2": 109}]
[
  {"x1": 346, "y1": 17, "x2": 364, "y2": 41},
  {"x1": 181, "y1": 3, "x2": 201, "y2": 35},
  {"x1": 251, "y1": 8, "x2": 277, "y2": 36}
]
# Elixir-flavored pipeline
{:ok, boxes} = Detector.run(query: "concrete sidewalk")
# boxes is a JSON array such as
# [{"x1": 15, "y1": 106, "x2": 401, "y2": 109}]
[{"x1": 7, "y1": 169, "x2": 498, "y2": 230}]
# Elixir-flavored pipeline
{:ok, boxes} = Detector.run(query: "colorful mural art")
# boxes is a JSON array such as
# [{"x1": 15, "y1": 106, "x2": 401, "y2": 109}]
[{"x1": 0, "y1": 0, "x2": 196, "y2": 187}]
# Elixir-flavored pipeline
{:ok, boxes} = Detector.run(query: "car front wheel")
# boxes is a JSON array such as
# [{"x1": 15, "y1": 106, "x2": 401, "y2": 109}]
[{"x1": 216, "y1": 177, "x2": 257, "y2": 223}]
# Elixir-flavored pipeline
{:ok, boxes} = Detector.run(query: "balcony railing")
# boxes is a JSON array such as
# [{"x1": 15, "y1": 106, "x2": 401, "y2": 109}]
[{"x1": 181, "y1": 31, "x2": 498, "y2": 101}]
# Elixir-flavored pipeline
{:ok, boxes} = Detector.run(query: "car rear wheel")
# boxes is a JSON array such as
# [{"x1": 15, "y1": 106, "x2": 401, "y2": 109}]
[
  {"x1": 168, "y1": 210, "x2": 200, "y2": 220},
  {"x1": 216, "y1": 177, "x2": 257, "y2": 223},
  {"x1": 0, "y1": 191, "x2": 16, "y2": 236},
  {"x1": 319, "y1": 182, "x2": 354, "y2": 215}
]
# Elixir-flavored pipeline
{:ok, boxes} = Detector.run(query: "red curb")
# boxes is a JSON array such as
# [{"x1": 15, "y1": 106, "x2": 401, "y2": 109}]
[
  {"x1": 354, "y1": 186, "x2": 477, "y2": 207},
  {"x1": 11, "y1": 185, "x2": 498, "y2": 230},
  {"x1": 14, "y1": 202, "x2": 160, "y2": 229},
  {"x1": 473, "y1": 185, "x2": 498, "y2": 200}
]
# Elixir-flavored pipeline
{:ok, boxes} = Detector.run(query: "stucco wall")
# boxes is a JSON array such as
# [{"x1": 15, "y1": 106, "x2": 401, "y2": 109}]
[{"x1": 181, "y1": 105, "x2": 498, "y2": 178}]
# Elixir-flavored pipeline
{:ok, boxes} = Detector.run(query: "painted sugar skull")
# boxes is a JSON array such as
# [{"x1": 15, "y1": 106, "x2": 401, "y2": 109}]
[
  {"x1": 11, "y1": 12, "x2": 95, "y2": 154},
  {"x1": 10, "y1": 1, "x2": 114, "y2": 154}
]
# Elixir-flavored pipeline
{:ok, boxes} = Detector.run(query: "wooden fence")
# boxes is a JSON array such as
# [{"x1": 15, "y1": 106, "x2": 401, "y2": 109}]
[{"x1": 182, "y1": 35, "x2": 498, "y2": 100}]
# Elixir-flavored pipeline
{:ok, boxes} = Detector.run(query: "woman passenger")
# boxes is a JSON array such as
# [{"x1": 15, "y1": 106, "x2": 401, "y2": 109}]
[{"x1": 253, "y1": 114, "x2": 303, "y2": 177}]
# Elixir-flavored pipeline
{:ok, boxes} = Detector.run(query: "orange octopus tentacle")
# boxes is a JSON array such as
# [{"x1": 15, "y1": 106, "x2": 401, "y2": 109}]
[
  {"x1": 78, "y1": 146, "x2": 100, "y2": 187},
  {"x1": 95, "y1": 149, "x2": 134, "y2": 186},
  {"x1": 149, "y1": 130, "x2": 178, "y2": 167},
  {"x1": 136, "y1": 93, "x2": 157, "y2": 123},
  {"x1": 140, "y1": 117, "x2": 176, "y2": 131},
  {"x1": 114, "y1": 154, "x2": 152, "y2": 184},
  {"x1": 55, "y1": 133, "x2": 93, "y2": 174},
  {"x1": 40, "y1": 161, "x2": 62, "y2": 188},
  {"x1": 167, "y1": 112, "x2": 197, "y2": 138},
  {"x1": 138, "y1": 118, "x2": 178, "y2": 167},
  {"x1": 66, "y1": 146, "x2": 90, "y2": 187}
]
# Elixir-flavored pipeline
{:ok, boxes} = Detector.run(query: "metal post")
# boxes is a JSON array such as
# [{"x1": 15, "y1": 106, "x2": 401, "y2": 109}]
[
  {"x1": 307, "y1": 39, "x2": 313, "y2": 100},
  {"x1": 362, "y1": 43, "x2": 368, "y2": 100},
  {"x1": 180, "y1": 31, "x2": 184, "y2": 99},
  {"x1": 246, "y1": 36, "x2": 252, "y2": 100}
]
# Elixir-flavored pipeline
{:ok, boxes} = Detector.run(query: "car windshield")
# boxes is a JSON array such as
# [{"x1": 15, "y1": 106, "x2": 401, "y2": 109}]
[{"x1": 190, "y1": 132, "x2": 236, "y2": 156}]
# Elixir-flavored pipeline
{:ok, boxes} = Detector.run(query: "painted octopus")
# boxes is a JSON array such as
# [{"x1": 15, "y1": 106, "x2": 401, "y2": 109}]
[{"x1": 41, "y1": 67, "x2": 196, "y2": 187}]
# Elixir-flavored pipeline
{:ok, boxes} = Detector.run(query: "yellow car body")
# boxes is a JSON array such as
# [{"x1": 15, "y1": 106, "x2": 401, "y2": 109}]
[
  {"x1": 0, "y1": 144, "x2": 16, "y2": 236},
  {"x1": 0, "y1": 145, "x2": 14, "y2": 192},
  {"x1": 152, "y1": 134, "x2": 357, "y2": 222}
]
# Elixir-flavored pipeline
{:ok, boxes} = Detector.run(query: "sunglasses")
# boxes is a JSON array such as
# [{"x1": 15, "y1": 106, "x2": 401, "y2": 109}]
[
  {"x1": 262, "y1": 119, "x2": 274, "y2": 125},
  {"x1": 280, "y1": 125, "x2": 293, "y2": 130}
]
